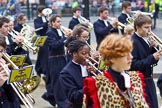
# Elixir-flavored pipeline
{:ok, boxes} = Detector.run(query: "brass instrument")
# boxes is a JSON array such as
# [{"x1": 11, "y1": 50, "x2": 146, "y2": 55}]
[
  {"x1": 126, "y1": 17, "x2": 134, "y2": 26},
  {"x1": 78, "y1": 16, "x2": 93, "y2": 31},
  {"x1": 42, "y1": 8, "x2": 52, "y2": 20},
  {"x1": 2, "y1": 53, "x2": 41, "y2": 108},
  {"x1": 8, "y1": 29, "x2": 38, "y2": 54},
  {"x1": 86, "y1": 59, "x2": 102, "y2": 75},
  {"x1": 148, "y1": 31, "x2": 162, "y2": 50},
  {"x1": 60, "y1": 26, "x2": 73, "y2": 37},
  {"x1": 108, "y1": 17, "x2": 126, "y2": 28},
  {"x1": 131, "y1": 11, "x2": 153, "y2": 18}
]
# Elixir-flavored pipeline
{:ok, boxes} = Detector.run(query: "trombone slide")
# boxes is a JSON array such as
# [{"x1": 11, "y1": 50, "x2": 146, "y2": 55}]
[{"x1": 2, "y1": 53, "x2": 34, "y2": 108}]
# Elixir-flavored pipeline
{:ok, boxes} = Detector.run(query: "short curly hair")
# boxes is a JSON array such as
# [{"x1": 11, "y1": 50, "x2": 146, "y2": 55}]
[{"x1": 98, "y1": 34, "x2": 133, "y2": 66}]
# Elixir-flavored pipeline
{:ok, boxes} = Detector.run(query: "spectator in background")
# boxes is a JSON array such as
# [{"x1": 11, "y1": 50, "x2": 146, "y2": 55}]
[
  {"x1": 6, "y1": 0, "x2": 26, "y2": 25},
  {"x1": 51, "y1": 0, "x2": 59, "y2": 14},
  {"x1": 137, "y1": 0, "x2": 145, "y2": 11}
]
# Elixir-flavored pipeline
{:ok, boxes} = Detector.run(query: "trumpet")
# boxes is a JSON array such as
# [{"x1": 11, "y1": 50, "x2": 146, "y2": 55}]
[
  {"x1": 2, "y1": 53, "x2": 41, "y2": 108},
  {"x1": 8, "y1": 29, "x2": 38, "y2": 54},
  {"x1": 78, "y1": 16, "x2": 93, "y2": 29},
  {"x1": 107, "y1": 17, "x2": 126, "y2": 28},
  {"x1": 60, "y1": 26, "x2": 73, "y2": 37}
]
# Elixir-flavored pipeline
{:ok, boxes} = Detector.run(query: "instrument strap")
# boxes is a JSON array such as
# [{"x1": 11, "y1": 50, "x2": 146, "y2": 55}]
[{"x1": 118, "y1": 88, "x2": 136, "y2": 108}]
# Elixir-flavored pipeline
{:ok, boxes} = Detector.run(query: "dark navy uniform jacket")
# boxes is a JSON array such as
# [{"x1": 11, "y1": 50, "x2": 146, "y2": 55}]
[
  {"x1": 93, "y1": 19, "x2": 118, "y2": 48},
  {"x1": 118, "y1": 13, "x2": 129, "y2": 25},
  {"x1": 14, "y1": 23, "x2": 23, "y2": 32},
  {"x1": 46, "y1": 27, "x2": 67, "y2": 108},
  {"x1": 60, "y1": 61, "x2": 92, "y2": 108},
  {"x1": 118, "y1": 13, "x2": 130, "y2": 34},
  {"x1": 157, "y1": 74, "x2": 162, "y2": 97},
  {"x1": 46, "y1": 27, "x2": 66, "y2": 56},
  {"x1": 130, "y1": 32, "x2": 158, "y2": 108},
  {"x1": 34, "y1": 16, "x2": 48, "y2": 75},
  {"x1": 34, "y1": 16, "x2": 48, "y2": 36},
  {"x1": 68, "y1": 17, "x2": 80, "y2": 30},
  {"x1": 0, "y1": 82, "x2": 20, "y2": 108}
]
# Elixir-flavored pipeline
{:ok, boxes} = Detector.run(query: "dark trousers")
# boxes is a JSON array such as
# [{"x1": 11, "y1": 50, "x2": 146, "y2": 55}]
[{"x1": 48, "y1": 56, "x2": 67, "y2": 108}]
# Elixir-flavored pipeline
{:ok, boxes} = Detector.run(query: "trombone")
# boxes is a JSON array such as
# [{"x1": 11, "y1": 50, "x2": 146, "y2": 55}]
[{"x1": 2, "y1": 53, "x2": 40, "y2": 108}]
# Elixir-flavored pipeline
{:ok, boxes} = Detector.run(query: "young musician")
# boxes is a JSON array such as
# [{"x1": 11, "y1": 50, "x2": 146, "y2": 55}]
[
  {"x1": 118, "y1": 1, "x2": 132, "y2": 34},
  {"x1": 157, "y1": 74, "x2": 162, "y2": 97},
  {"x1": 130, "y1": 14, "x2": 161, "y2": 108},
  {"x1": 84, "y1": 34, "x2": 149, "y2": 107},
  {"x1": 124, "y1": 24, "x2": 134, "y2": 37},
  {"x1": 118, "y1": 1, "x2": 132, "y2": 25},
  {"x1": 60, "y1": 40, "x2": 93, "y2": 108},
  {"x1": 34, "y1": 5, "x2": 56, "y2": 106},
  {"x1": 46, "y1": 15, "x2": 67, "y2": 108},
  {"x1": 93, "y1": 6, "x2": 118, "y2": 49},
  {"x1": 0, "y1": 35, "x2": 21, "y2": 108},
  {"x1": 34, "y1": 5, "x2": 48, "y2": 36},
  {"x1": 68, "y1": 6, "x2": 81, "y2": 30},
  {"x1": 0, "y1": 17, "x2": 32, "y2": 65},
  {"x1": 34, "y1": 5, "x2": 48, "y2": 76},
  {"x1": 14, "y1": 13, "x2": 27, "y2": 32},
  {"x1": 65, "y1": 25, "x2": 99, "y2": 63}
]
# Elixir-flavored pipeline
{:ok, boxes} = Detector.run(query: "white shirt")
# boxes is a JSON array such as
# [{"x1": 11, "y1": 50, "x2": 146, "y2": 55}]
[
  {"x1": 57, "y1": 29, "x2": 63, "y2": 38},
  {"x1": 5, "y1": 36, "x2": 10, "y2": 45},
  {"x1": 72, "y1": 60, "x2": 88, "y2": 77}
]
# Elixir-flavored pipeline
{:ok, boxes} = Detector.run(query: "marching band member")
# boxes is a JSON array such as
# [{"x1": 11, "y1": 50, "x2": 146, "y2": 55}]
[
  {"x1": 68, "y1": 7, "x2": 81, "y2": 30},
  {"x1": 118, "y1": 1, "x2": 132, "y2": 25},
  {"x1": 46, "y1": 14, "x2": 67, "y2": 108},
  {"x1": 65, "y1": 25, "x2": 90, "y2": 62},
  {"x1": 34, "y1": 5, "x2": 56, "y2": 106},
  {"x1": 93, "y1": 6, "x2": 118, "y2": 49},
  {"x1": 130, "y1": 14, "x2": 161, "y2": 108},
  {"x1": 34, "y1": 5, "x2": 48, "y2": 77},
  {"x1": 84, "y1": 34, "x2": 149, "y2": 107},
  {"x1": 118, "y1": 1, "x2": 132, "y2": 34},
  {"x1": 124, "y1": 24, "x2": 134, "y2": 37},
  {"x1": 65, "y1": 25, "x2": 99, "y2": 64},
  {"x1": 14, "y1": 13, "x2": 27, "y2": 32},
  {"x1": 0, "y1": 35, "x2": 20, "y2": 108},
  {"x1": 60, "y1": 40, "x2": 94, "y2": 108},
  {"x1": 7, "y1": 19, "x2": 32, "y2": 65}
]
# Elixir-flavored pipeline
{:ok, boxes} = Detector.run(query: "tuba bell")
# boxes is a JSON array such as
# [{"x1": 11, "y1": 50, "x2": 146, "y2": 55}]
[{"x1": 42, "y1": 8, "x2": 52, "y2": 20}]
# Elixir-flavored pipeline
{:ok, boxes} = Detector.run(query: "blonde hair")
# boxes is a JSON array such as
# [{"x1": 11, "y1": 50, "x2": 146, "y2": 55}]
[
  {"x1": 124, "y1": 24, "x2": 134, "y2": 36},
  {"x1": 98, "y1": 34, "x2": 133, "y2": 66}
]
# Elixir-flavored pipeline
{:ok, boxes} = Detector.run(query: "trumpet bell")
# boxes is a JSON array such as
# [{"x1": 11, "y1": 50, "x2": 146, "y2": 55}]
[
  {"x1": 21, "y1": 76, "x2": 41, "y2": 94},
  {"x1": 42, "y1": 8, "x2": 52, "y2": 16}
]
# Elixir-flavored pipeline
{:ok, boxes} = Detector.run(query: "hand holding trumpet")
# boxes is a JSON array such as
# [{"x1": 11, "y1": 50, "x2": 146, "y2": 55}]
[{"x1": 15, "y1": 34, "x2": 24, "y2": 45}]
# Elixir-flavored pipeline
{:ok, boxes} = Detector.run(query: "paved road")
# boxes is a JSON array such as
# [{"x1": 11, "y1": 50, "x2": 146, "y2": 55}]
[{"x1": 22, "y1": 16, "x2": 162, "y2": 108}]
